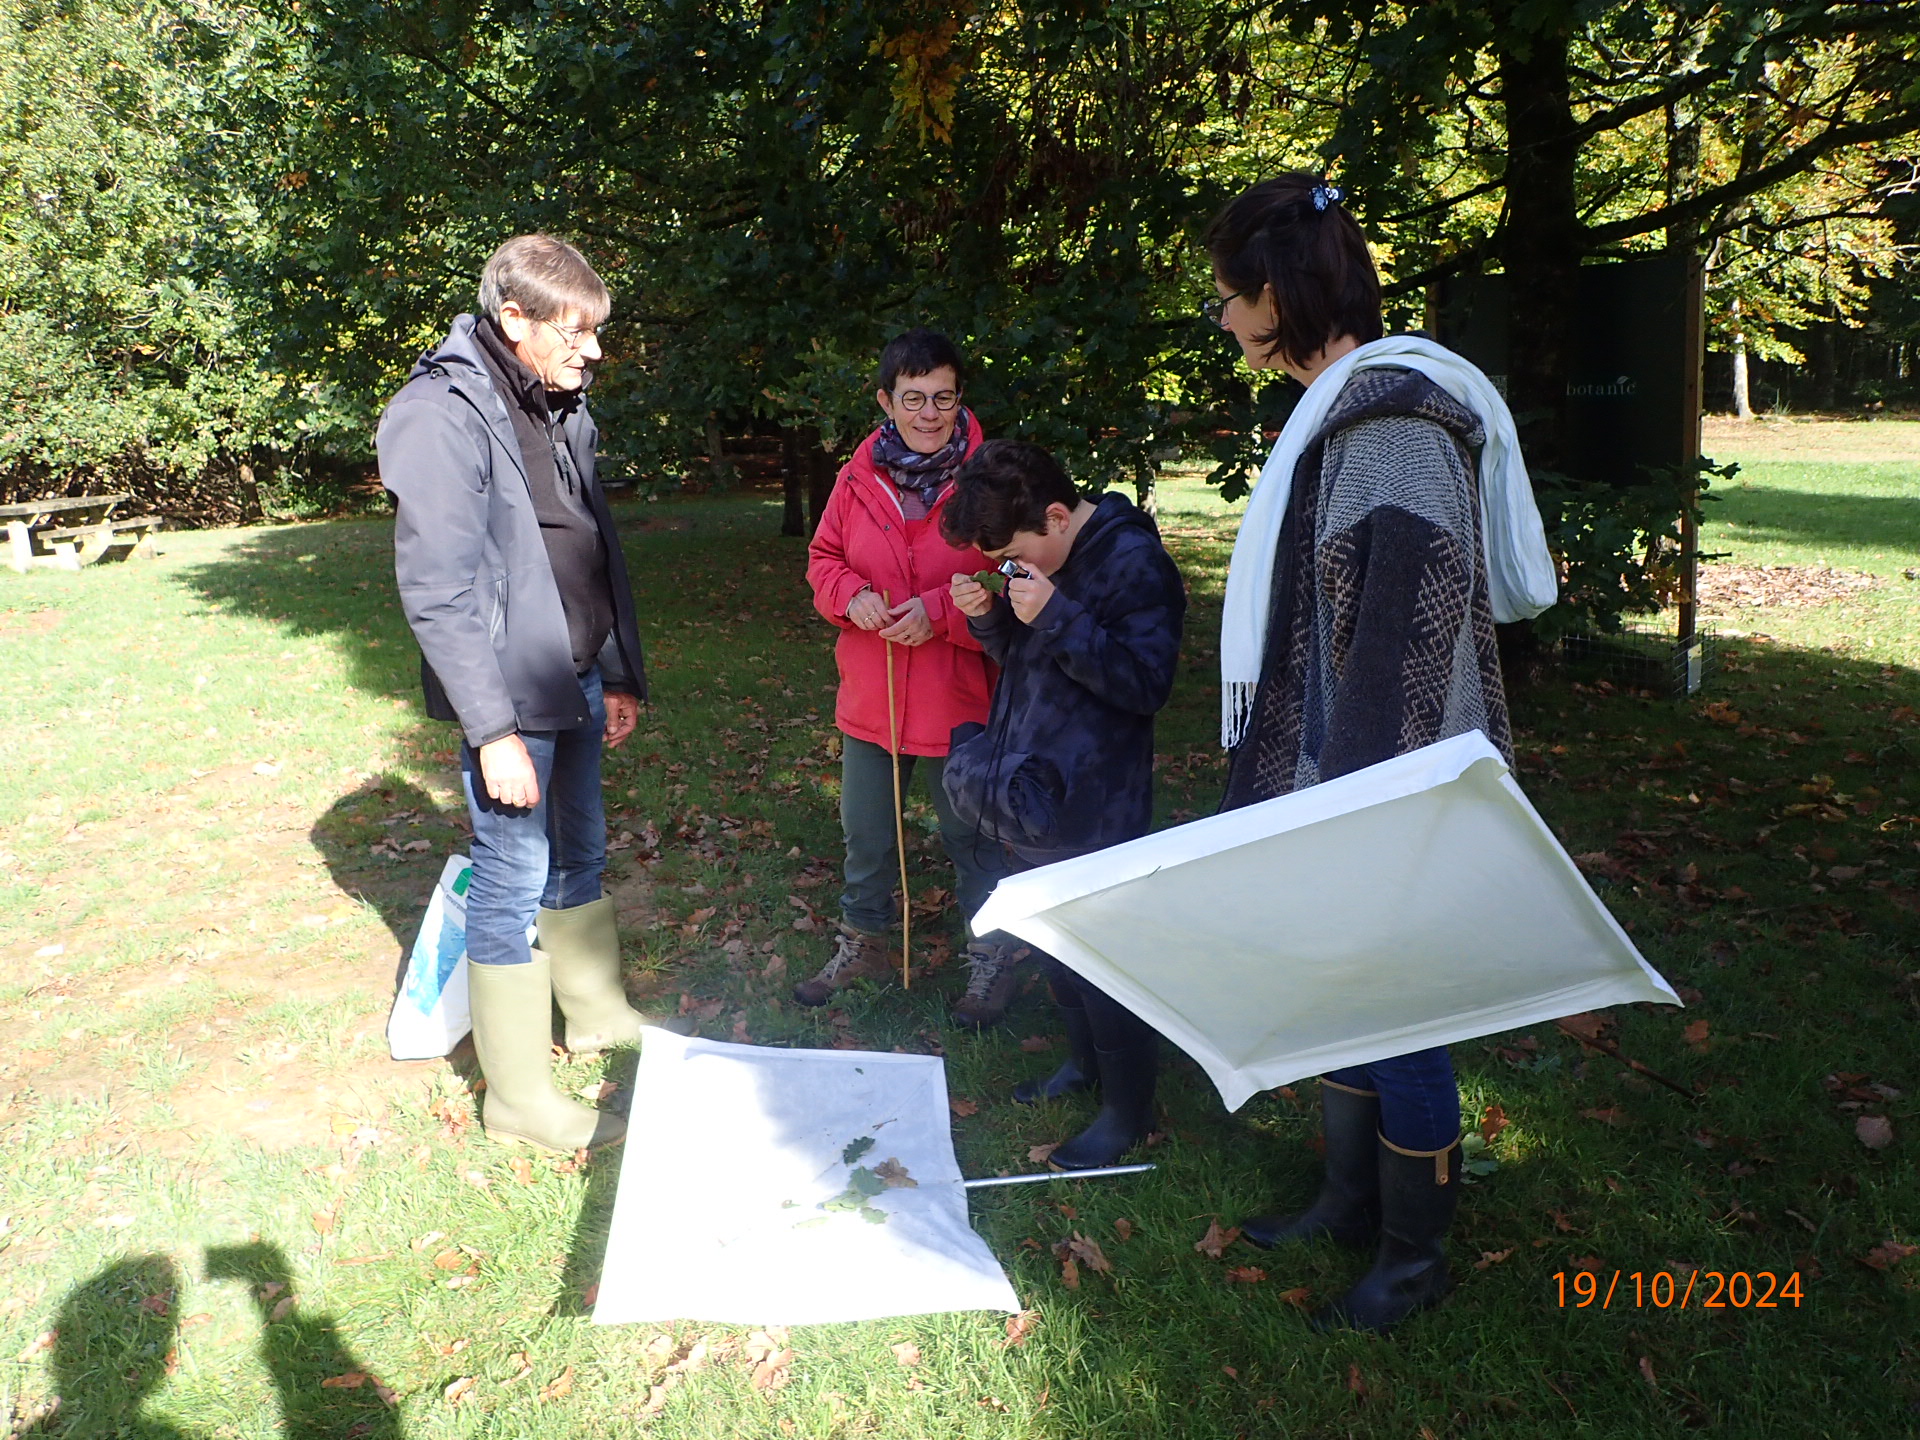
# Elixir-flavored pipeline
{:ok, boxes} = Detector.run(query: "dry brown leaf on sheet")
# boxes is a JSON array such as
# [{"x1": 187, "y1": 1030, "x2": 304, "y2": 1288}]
[{"x1": 873, "y1": 1158, "x2": 918, "y2": 1189}]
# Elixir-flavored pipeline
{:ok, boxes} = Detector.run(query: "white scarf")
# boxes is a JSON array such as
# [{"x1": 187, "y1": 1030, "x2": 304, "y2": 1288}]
[{"x1": 1219, "y1": 335, "x2": 1558, "y2": 749}]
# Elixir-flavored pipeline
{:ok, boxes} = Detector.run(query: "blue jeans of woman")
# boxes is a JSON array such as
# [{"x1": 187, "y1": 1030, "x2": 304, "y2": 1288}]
[
  {"x1": 459, "y1": 666, "x2": 608, "y2": 967},
  {"x1": 1323, "y1": 1047, "x2": 1460, "y2": 1152}
]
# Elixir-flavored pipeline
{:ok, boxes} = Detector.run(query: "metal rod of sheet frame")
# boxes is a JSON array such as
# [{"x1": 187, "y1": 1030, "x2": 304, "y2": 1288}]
[{"x1": 964, "y1": 1164, "x2": 1156, "y2": 1189}]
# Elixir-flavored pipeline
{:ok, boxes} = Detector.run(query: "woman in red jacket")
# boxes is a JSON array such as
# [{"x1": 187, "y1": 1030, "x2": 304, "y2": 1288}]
[{"x1": 801, "y1": 329, "x2": 1023, "y2": 1027}]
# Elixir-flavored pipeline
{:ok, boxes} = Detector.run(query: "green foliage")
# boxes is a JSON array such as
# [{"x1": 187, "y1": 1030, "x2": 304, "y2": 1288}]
[{"x1": 1534, "y1": 455, "x2": 1738, "y2": 638}]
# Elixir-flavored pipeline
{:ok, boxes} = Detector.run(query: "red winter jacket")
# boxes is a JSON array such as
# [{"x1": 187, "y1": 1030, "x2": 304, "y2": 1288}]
[{"x1": 807, "y1": 422, "x2": 993, "y2": 756}]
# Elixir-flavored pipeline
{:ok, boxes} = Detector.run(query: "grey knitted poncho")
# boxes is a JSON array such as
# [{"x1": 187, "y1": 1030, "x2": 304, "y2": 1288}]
[{"x1": 1222, "y1": 366, "x2": 1513, "y2": 809}]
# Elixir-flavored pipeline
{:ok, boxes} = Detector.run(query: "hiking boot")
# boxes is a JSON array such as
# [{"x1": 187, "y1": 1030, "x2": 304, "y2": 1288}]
[
  {"x1": 950, "y1": 941, "x2": 1027, "y2": 1030},
  {"x1": 792, "y1": 922, "x2": 891, "y2": 1007}
]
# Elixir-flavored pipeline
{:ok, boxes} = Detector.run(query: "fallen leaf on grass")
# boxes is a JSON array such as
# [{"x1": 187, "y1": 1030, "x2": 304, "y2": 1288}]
[
  {"x1": 1557, "y1": 1011, "x2": 1614, "y2": 1042},
  {"x1": 1056, "y1": 1232, "x2": 1111, "y2": 1274},
  {"x1": 1225, "y1": 1267, "x2": 1266, "y2": 1284},
  {"x1": 510, "y1": 1156, "x2": 534, "y2": 1186},
  {"x1": 1056, "y1": 1257, "x2": 1080, "y2": 1290},
  {"x1": 1194, "y1": 1219, "x2": 1241, "y2": 1259},
  {"x1": 321, "y1": 1372, "x2": 369, "y2": 1390},
  {"x1": 1636, "y1": 1355, "x2": 1658, "y2": 1390},
  {"x1": 1862, "y1": 1241, "x2": 1918, "y2": 1270},
  {"x1": 750, "y1": 1348, "x2": 794, "y2": 1391},
  {"x1": 576, "y1": 1080, "x2": 619, "y2": 1103},
  {"x1": 581, "y1": 1282, "x2": 598, "y2": 1307},
  {"x1": 269, "y1": 1296, "x2": 296, "y2": 1323},
  {"x1": 1582, "y1": 1107, "x2": 1627, "y2": 1126},
  {"x1": 1682, "y1": 1020, "x2": 1712, "y2": 1053},
  {"x1": 1479, "y1": 1103, "x2": 1509, "y2": 1143},
  {"x1": 15, "y1": 1332, "x2": 54, "y2": 1361},
  {"x1": 1857, "y1": 1115, "x2": 1895, "y2": 1150},
  {"x1": 1475, "y1": 1249, "x2": 1515, "y2": 1270},
  {"x1": 1276, "y1": 1286, "x2": 1313, "y2": 1309},
  {"x1": 1019, "y1": 1036, "x2": 1053, "y2": 1053},
  {"x1": 311, "y1": 1207, "x2": 337, "y2": 1235},
  {"x1": 948, "y1": 1096, "x2": 979, "y2": 1117},
  {"x1": 891, "y1": 1342, "x2": 922, "y2": 1367},
  {"x1": 540, "y1": 1367, "x2": 574, "y2": 1401},
  {"x1": 1347, "y1": 1362, "x2": 1369, "y2": 1397},
  {"x1": 443, "y1": 1376, "x2": 476, "y2": 1406},
  {"x1": 432, "y1": 1250, "x2": 466, "y2": 1271},
  {"x1": 1113, "y1": 1217, "x2": 1134, "y2": 1241},
  {"x1": 1027, "y1": 1142, "x2": 1060, "y2": 1164}
]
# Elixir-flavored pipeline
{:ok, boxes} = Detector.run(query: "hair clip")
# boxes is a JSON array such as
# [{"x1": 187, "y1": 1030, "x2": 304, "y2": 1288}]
[{"x1": 1311, "y1": 182, "x2": 1345, "y2": 212}]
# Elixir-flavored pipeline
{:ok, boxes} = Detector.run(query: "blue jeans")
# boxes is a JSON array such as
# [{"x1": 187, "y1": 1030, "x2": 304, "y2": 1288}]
[
  {"x1": 1324, "y1": 1047, "x2": 1460, "y2": 1153},
  {"x1": 460, "y1": 667, "x2": 608, "y2": 967}
]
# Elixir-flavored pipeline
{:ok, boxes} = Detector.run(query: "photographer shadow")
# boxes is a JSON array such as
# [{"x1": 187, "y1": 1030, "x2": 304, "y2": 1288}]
[
  {"x1": 18, "y1": 1255, "x2": 195, "y2": 1439},
  {"x1": 204, "y1": 1242, "x2": 403, "y2": 1440}
]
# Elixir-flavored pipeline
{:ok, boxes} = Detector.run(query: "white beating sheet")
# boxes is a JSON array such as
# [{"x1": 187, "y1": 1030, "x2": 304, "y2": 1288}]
[
  {"x1": 592, "y1": 1029, "x2": 1020, "y2": 1326},
  {"x1": 971, "y1": 731, "x2": 1679, "y2": 1111}
]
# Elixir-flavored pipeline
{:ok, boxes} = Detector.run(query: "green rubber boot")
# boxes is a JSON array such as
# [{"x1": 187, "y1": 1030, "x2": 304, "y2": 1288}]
[
  {"x1": 468, "y1": 954, "x2": 625, "y2": 1152},
  {"x1": 537, "y1": 896, "x2": 646, "y2": 1052}
]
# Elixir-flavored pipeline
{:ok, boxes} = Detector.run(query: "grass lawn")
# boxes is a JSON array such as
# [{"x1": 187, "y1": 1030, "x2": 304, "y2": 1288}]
[{"x1": 1, "y1": 416, "x2": 1916, "y2": 1438}]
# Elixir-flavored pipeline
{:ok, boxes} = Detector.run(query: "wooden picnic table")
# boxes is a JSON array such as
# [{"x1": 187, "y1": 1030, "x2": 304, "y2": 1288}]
[{"x1": 1, "y1": 493, "x2": 164, "y2": 572}]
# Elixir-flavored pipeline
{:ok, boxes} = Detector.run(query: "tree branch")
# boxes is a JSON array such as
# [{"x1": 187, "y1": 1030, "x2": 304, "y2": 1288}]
[{"x1": 1583, "y1": 109, "x2": 1920, "y2": 249}]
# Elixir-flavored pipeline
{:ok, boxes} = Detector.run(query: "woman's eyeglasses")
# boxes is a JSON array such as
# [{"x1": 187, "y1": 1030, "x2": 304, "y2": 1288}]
[
  {"x1": 891, "y1": 389, "x2": 959, "y2": 413},
  {"x1": 1201, "y1": 290, "x2": 1251, "y2": 326}
]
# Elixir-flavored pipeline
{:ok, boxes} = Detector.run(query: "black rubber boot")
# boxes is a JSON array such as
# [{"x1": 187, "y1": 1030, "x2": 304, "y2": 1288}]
[
  {"x1": 1242, "y1": 1079, "x2": 1381, "y2": 1249},
  {"x1": 1014, "y1": 978, "x2": 1097, "y2": 1104},
  {"x1": 1313, "y1": 1136, "x2": 1460, "y2": 1335},
  {"x1": 1047, "y1": 992, "x2": 1157, "y2": 1171}
]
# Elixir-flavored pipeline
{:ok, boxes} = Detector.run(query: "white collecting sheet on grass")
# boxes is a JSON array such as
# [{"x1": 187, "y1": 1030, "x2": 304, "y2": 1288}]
[
  {"x1": 972, "y1": 730, "x2": 1681, "y2": 1111},
  {"x1": 592, "y1": 1029, "x2": 1020, "y2": 1326}
]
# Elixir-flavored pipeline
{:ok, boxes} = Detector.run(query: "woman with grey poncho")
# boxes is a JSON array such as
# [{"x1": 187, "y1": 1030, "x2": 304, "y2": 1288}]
[{"x1": 1204, "y1": 172, "x2": 1530, "y2": 1336}]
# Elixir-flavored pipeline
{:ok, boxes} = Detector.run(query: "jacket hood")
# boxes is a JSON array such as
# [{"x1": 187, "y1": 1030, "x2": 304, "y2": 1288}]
[
  {"x1": 407, "y1": 313, "x2": 492, "y2": 387},
  {"x1": 1313, "y1": 366, "x2": 1485, "y2": 451},
  {"x1": 1059, "y1": 490, "x2": 1163, "y2": 578}
]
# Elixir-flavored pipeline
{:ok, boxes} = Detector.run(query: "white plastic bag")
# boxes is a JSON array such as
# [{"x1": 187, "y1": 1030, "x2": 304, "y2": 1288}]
[{"x1": 387, "y1": 854, "x2": 474, "y2": 1061}]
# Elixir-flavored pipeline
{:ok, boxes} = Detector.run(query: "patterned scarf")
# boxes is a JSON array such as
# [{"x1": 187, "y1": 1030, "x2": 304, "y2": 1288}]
[{"x1": 871, "y1": 408, "x2": 973, "y2": 501}]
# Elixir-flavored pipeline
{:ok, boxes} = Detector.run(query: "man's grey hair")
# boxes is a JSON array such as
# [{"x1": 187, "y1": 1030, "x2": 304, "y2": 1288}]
[{"x1": 477, "y1": 235, "x2": 611, "y2": 326}]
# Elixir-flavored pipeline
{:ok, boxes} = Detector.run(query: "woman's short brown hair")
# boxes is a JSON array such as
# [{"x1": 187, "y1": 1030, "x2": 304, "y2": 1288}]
[
  {"x1": 1204, "y1": 173, "x2": 1382, "y2": 369},
  {"x1": 477, "y1": 234, "x2": 611, "y2": 327}
]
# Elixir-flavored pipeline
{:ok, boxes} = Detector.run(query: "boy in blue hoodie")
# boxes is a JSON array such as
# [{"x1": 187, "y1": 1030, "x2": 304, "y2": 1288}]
[{"x1": 940, "y1": 440, "x2": 1186, "y2": 1168}]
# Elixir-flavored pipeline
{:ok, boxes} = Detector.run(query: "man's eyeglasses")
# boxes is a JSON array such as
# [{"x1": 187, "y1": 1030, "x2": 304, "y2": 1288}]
[
  {"x1": 541, "y1": 318, "x2": 607, "y2": 349},
  {"x1": 890, "y1": 388, "x2": 959, "y2": 413},
  {"x1": 1201, "y1": 290, "x2": 1251, "y2": 326}
]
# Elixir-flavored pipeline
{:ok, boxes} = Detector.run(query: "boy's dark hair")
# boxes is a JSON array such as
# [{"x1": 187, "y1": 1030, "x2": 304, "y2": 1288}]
[
  {"x1": 877, "y1": 327, "x2": 967, "y2": 393},
  {"x1": 1204, "y1": 172, "x2": 1383, "y2": 369},
  {"x1": 940, "y1": 439, "x2": 1079, "y2": 551}
]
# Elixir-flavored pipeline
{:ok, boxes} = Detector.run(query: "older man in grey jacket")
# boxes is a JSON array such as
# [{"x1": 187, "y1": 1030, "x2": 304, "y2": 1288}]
[{"x1": 378, "y1": 234, "x2": 647, "y2": 1152}]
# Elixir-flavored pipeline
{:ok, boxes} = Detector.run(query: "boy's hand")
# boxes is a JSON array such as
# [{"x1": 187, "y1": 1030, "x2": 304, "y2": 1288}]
[
  {"x1": 950, "y1": 572, "x2": 994, "y2": 618},
  {"x1": 1007, "y1": 570, "x2": 1054, "y2": 624},
  {"x1": 878, "y1": 595, "x2": 932, "y2": 646}
]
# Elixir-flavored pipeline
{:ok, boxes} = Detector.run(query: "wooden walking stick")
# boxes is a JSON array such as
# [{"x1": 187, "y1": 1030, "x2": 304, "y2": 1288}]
[{"x1": 883, "y1": 591, "x2": 911, "y2": 989}]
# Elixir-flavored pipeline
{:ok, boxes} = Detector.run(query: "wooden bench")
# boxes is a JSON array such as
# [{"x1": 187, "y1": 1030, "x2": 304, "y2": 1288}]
[{"x1": 0, "y1": 493, "x2": 163, "y2": 572}]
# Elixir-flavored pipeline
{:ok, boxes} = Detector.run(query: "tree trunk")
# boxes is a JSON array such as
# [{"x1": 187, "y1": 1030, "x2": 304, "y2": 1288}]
[
  {"x1": 1134, "y1": 470, "x2": 1157, "y2": 518},
  {"x1": 804, "y1": 426, "x2": 835, "y2": 536},
  {"x1": 1730, "y1": 300, "x2": 1754, "y2": 420},
  {"x1": 780, "y1": 428, "x2": 806, "y2": 536},
  {"x1": 1495, "y1": 13, "x2": 1581, "y2": 473}
]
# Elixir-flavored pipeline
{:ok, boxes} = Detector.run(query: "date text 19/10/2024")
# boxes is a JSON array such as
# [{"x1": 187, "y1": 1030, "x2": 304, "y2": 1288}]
[{"x1": 1554, "y1": 1270, "x2": 1805, "y2": 1309}]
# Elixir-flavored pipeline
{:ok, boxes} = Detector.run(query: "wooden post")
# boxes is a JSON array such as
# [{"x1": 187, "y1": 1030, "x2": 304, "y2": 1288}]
[{"x1": 5, "y1": 520, "x2": 31, "y2": 574}]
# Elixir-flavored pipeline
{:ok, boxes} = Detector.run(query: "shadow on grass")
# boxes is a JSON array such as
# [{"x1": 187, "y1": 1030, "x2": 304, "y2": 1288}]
[
  {"x1": 22, "y1": 1248, "x2": 402, "y2": 1439},
  {"x1": 204, "y1": 1242, "x2": 402, "y2": 1439},
  {"x1": 19, "y1": 1256, "x2": 195, "y2": 1439},
  {"x1": 1713, "y1": 485, "x2": 1920, "y2": 558},
  {"x1": 309, "y1": 774, "x2": 470, "y2": 991}
]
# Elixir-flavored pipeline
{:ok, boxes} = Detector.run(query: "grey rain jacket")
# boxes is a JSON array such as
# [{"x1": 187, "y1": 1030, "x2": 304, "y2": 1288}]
[{"x1": 376, "y1": 314, "x2": 647, "y2": 748}]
